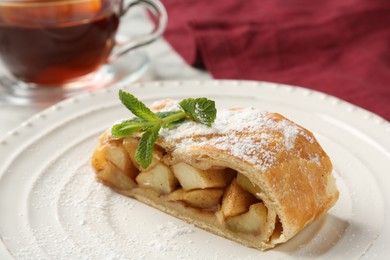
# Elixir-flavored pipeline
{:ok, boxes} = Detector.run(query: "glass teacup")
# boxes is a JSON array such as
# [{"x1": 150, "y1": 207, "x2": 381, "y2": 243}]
[{"x1": 0, "y1": 0, "x2": 167, "y2": 105}]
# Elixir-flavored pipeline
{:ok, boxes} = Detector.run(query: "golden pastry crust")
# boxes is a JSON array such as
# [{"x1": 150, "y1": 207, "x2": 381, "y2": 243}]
[{"x1": 91, "y1": 100, "x2": 339, "y2": 250}]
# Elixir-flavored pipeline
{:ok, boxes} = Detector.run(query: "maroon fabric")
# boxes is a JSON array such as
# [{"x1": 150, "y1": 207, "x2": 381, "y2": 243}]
[{"x1": 161, "y1": 0, "x2": 390, "y2": 121}]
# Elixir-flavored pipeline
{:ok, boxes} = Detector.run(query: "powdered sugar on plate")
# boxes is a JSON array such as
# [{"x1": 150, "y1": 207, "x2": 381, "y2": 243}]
[{"x1": 149, "y1": 222, "x2": 194, "y2": 253}]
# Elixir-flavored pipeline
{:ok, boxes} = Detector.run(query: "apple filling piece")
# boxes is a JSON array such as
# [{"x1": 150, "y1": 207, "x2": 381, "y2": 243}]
[{"x1": 92, "y1": 136, "x2": 279, "y2": 239}]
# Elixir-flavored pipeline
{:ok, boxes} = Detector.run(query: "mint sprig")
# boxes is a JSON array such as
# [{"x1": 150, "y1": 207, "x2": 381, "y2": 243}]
[
  {"x1": 179, "y1": 98, "x2": 216, "y2": 127},
  {"x1": 134, "y1": 124, "x2": 161, "y2": 169},
  {"x1": 119, "y1": 90, "x2": 159, "y2": 121},
  {"x1": 112, "y1": 90, "x2": 217, "y2": 169}
]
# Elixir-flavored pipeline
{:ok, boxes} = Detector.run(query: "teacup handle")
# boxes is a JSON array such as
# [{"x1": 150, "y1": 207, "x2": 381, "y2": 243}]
[{"x1": 109, "y1": 0, "x2": 167, "y2": 62}]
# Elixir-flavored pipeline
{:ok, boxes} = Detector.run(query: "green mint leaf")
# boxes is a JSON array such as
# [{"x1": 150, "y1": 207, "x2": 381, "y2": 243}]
[
  {"x1": 162, "y1": 119, "x2": 186, "y2": 129},
  {"x1": 155, "y1": 111, "x2": 182, "y2": 118},
  {"x1": 134, "y1": 124, "x2": 161, "y2": 169},
  {"x1": 179, "y1": 98, "x2": 216, "y2": 127},
  {"x1": 127, "y1": 117, "x2": 147, "y2": 123},
  {"x1": 156, "y1": 111, "x2": 186, "y2": 128},
  {"x1": 119, "y1": 90, "x2": 159, "y2": 121},
  {"x1": 111, "y1": 121, "x2": 148, "y2": 138}
]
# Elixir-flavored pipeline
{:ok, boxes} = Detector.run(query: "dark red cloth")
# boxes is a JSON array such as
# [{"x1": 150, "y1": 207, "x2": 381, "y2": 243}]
[{"x1": 161, "y1": 0, "x2": 390, "y2": 121}]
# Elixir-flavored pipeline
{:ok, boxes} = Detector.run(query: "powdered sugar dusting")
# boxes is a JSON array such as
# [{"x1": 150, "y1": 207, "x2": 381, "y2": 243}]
[
  {"x1": 156, "y1": 101, "x2": 314, "y2": 172},
  {"x1": 149, "y1": 222, "x2": 194, "y2": 253},
  {"x1": 310, "y1": 154, "x2": 321, "y2": 166},
  {"x1": 281, "y1": 121, "x2": 300, "y2": 149}
]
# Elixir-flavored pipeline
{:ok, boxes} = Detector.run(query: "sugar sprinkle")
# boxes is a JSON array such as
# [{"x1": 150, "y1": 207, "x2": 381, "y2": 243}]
[
  {"x1": 149, "y1": 222, "x2": 194, "y2": 253},
  {"x1": 156, "y1": 101, "x2": 317, "y2": 172}
]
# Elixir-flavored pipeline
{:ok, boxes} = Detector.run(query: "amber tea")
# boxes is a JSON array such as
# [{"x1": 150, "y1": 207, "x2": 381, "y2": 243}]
[
  {"x1": 0, "y1": 0, "x2": 166, "y2": 98},
  {"x1": 0, "y1": 1, "x2": 119, "y2": 86}
]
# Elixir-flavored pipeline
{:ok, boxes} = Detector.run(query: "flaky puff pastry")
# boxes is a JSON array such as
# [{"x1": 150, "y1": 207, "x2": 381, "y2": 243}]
[{"x1": 91, "y1": 99, "x2": 339, "y2": 250}]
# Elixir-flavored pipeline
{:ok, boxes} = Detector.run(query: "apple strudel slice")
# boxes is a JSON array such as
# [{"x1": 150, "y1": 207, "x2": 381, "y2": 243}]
[{"x1": 91, "y1": 99, "x2": 339, "y2": 250}]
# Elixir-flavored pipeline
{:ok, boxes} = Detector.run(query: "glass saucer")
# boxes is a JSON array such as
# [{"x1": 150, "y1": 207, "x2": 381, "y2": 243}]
[{"x1": 0, "y1": 52, "x2": 149, "y2": 107}]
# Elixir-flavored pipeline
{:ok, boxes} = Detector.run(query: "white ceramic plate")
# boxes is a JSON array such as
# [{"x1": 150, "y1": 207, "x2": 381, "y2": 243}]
[{"x1": 0, "y1": 80, "x2": 389, "y2": 259}]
